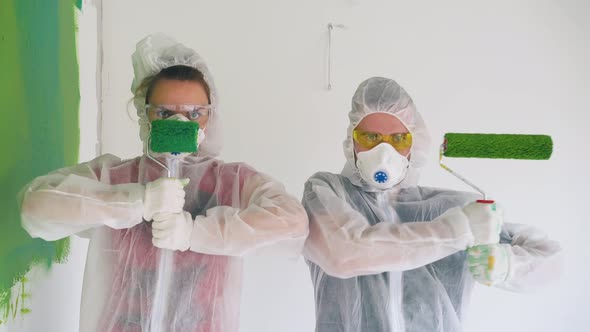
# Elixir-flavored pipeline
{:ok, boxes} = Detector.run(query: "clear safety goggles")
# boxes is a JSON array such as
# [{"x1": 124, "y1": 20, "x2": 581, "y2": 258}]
[
  {"x1": 353, "y1": 129, "x2": 413, "y2": 151},
  {"x1": 146, "y1": 104, "x2": 211, "y2": 122}
]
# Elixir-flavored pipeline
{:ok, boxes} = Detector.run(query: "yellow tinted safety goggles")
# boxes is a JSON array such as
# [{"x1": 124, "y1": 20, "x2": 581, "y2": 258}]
[{"x1": 353, "y1": 129, "x2": 413, "y2": 151}]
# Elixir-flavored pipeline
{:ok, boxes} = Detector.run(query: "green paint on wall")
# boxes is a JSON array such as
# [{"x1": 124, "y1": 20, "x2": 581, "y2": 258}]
[{"x1": 0, "y1": 0, "x2": 80, "y2": 323}]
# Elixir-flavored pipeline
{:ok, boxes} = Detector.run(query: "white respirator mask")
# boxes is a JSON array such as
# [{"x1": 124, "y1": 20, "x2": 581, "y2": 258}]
[{"x1": 355, "y1": 143, "x2": 409, "y2": 190}]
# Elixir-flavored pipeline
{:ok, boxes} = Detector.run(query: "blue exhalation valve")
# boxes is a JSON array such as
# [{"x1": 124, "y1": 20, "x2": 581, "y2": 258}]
[{"x1": 374, "y1": 171, "x2": 388, "y2": 184}]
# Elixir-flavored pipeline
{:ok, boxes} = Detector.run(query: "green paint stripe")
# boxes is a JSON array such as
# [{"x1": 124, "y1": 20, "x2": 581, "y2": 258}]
[
  {"x1": 1, "y1": 0, "x2": 79, "y2": 323},
  {"x1": 59, "y1": 0, "x2": 81, "y2": 165}
]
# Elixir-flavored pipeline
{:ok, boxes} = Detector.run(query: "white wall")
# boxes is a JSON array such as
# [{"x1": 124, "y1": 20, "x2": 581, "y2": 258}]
[{"x1": 14, "y1": 0, "x2": 583, "y2": 331}]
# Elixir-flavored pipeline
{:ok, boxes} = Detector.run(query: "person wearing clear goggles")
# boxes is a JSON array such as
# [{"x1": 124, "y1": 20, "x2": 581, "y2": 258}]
[
  {"x1": 19, "y1": 34, "x2": 308, "y2": 332},
  {"x1": 302, "y1": 77, "x2": 562, "y2": 332}
]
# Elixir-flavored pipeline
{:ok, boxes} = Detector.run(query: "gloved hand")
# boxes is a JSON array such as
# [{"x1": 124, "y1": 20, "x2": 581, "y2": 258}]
[
  {"x1": 143, "y1": 178, "x2": 189, "y2": 221},
  {"x1": 462, "y1": 202, "x2": 503, "y2": 246},
  {"x1": 468, "y1": 244, "x2": 510, "y2": 286},
  {"x1": 151, "y1": 211, "x2": 194, "y2": 251}
]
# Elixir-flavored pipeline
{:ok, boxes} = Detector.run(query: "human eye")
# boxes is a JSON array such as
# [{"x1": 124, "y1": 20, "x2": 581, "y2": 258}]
[
  {"x1": 365, "y1": 132, "x2": 381, "y2": 142},
  {"x1": 392, "y1": 134, "x2": 404, "y2": 142}
]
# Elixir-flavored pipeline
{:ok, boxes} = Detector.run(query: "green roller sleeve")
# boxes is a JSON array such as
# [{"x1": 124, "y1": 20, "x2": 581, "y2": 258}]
[
  {"x1": 443, "y1": 133, "x2": 553, "y2": 160},
  {"x1": 150, "y1": 120, "x2": 199, "y2": 153}
]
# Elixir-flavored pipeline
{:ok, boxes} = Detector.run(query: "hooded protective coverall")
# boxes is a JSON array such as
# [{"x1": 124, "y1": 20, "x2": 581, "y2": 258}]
[
  {"x1": 19, "y1": 34, "x2": 309, "y2": 332},
  {"x1": 302, "y1": 77, "x2": 562, "y2": 332}
]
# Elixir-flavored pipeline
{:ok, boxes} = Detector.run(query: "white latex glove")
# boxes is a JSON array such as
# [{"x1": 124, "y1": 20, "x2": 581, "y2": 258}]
[
  {"x1": 151, "y1": 211, "x2": 193, "y2": 251},
  {"x1": 468, "y1": 244, "x2": 510, "y2": 286},
  {"x1": 462, "y1": 202, "x2": 503, "y2": 246},
  {"x1": 143, "y1": 178, "x2": 189, "y2": 221}
]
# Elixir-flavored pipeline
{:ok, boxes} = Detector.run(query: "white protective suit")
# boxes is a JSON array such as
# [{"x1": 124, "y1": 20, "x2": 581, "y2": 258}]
[
  {"x1": 302, "y1": 77, "x2": 562, "y2": 332},
  {"x1": 19, "y1": 34, "x2": 309, "y2": 332}
]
